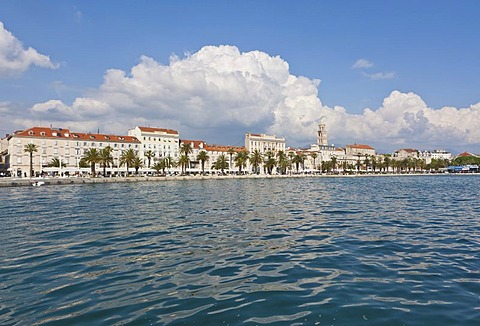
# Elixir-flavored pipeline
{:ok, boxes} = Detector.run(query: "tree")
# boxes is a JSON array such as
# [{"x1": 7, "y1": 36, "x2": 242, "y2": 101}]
[
  {"x1": 264, "y1": 151, "x2": 276, "y2": 174},
  {"x1": 144, "y1": 150, "x2": 154, "y2": 168},
  {"x1": 227, "y1": 147, "x2": 236, "y2": 173},
  {"x1": 277, "y1": 151, "x2": 289, "y2": 175},
  {"x1": 133, "y1": 156, "x2": 143, "y2": 175},
  {"x1": 120, "y1": 148, "x2": 136, "y2": 176},
  {"x1": 179, "y1": 143, "x2": 193, "y2": 174},
  {"x1": 100, "y1": 146, "x2": 114, "y2": 176},
  {"x1": 383, "y1": 155, "x2": 391, "y2": 173},
  {"x1": 371, "y1": 156, "x2": 378, "y2": 172},
  {"x1": 24, "y1": 143, "x2": 38, "y2": 177},
  {"x1": 311, "y1": 152, "x2": 318, "y2": 171},
  {"x1": 178, "y1": 154, "x2": 190, "y2": 175},
  {"x1": 48, "y1": 157, "x2": 66, "y2": 168},
  {"x1": 197, "y1": 150, "x2": 210, "y2": 175},
  {"x1": 234, "y1": 150, "x2": 249, "y2": 173},
  {"x1": 214, "y1": 154, "x2": 228, "y2": 174},
  {"x1": 331, "y1": 156, "x2": 337, "y2": 172},
  {"x1": 249, "y1": 150, "x2": 263, "y2": 174},
  {"x1": 292, "y1": 154, "x2": 303, "y2": 173},
  {"x1": 152, "y1": 160, "x2": 165, "y2": 175},
  {"x1": 83, "y1": 148, "x2": 101, "y2": 177}
]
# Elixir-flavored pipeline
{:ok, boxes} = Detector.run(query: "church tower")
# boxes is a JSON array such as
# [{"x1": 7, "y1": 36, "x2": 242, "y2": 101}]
[{"x1": 317, "y1": 122, "x2": 328, "y2": 146}]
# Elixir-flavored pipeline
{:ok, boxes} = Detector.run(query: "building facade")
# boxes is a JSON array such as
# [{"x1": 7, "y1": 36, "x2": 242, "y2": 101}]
[
  {"x1": 245, "y1": 132, "x2": 286, "y2": 155},
  {"x1": 5, "y1": 127, "x2": 140, "y2": 177},
  {"x1": 128, "y1": 126, "x2": 180, "y2": 166}
]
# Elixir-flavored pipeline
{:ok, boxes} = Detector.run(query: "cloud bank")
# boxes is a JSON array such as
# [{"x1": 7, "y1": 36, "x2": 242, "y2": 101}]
[
  {"x1": 0, "y1": 22, "x2": 58, "y2": 77},
  {"x1": 13, "y1": 45, "x2": 480, "y2": 152}
]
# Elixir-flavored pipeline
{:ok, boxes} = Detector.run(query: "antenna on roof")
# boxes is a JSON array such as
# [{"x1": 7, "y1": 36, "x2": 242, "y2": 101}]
[{"x1": 97, "y1": 128, "x2": 100, "y2": 134}]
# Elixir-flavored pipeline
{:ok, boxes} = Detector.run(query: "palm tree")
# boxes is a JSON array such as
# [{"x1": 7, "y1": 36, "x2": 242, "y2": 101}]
[
  {"x1": 383, "y1": 155, "x2": 391, "y2": 173},
  {"x1": 264, "y1": 151, "x2": 276, "y2": 174},
  {"x1": 24, "y1": 143, "x2": 38, "y2": 177},
  {"x1": 331, "y1": 156, "x2": 337, "y2": 172},
  {"x1": 152, "y1": 161, "x2": 164, "y2": 176},
  {"x1": 178, "y1": 154, "x2": 190, "y2": 175},
  {"x1": 100, "y1": 146, "x2": 114, "y2": 176},
  {"x1": 83, "y1": 148, "x2": 101, "y2": 177},
  {"x1": 276, "y1": 151, "x2": 289, "y2": 175},
  {"x1": 133, "y1": 156, "x2": 143, "y2": 175},
  {"x1": 249, "y1": 150, "x2": 263, "y2": 174},
  {"x1": 214, "y1": 154, "x2": 228, "y2": 174},
  {"x1": 311, "y1": 152, "x2": 318, "y2": 171},
  {"x1": 292, "y1": 154, "x2": 303, "y2": 173},
  {"x1": 227, "y1": 147, "x2": 236, "y2": 173},
  {"x1": 48, "y1": 157, "x2": 66, "y2": 168},
  {"x1": 196, "y1": 150, "x2": 210, "y2": 175},
  {"x1": 144, "y1": 150, "x2": 154, "y2": 168},
  {"x1": 164, "y1": 155, "x2": 174, "y2": 173},
  {"x1": 179, "y1": 143, "x2": 193, "y2": 173},
  {"x1": 234, "y1": 150, "x2": 249, "y2": 173},
  {"x1": 120, "y1": 148, "x2": 136, "y2": 176}
]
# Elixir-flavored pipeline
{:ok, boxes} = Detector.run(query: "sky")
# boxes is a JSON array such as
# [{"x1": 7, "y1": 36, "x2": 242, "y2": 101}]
[{"x1": 1, "y1": 0, "x2": 479, "y2": 153}]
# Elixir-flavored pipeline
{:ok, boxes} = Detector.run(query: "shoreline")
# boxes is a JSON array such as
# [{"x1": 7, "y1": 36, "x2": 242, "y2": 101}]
[{"x1": 0, "y1": 172, "x2": 477, "y2": 188}]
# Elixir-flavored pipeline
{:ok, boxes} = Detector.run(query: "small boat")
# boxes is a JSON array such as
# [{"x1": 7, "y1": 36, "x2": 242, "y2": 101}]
[{"x1": 32, "y1": 181, "x2": 45, "y2": 187}]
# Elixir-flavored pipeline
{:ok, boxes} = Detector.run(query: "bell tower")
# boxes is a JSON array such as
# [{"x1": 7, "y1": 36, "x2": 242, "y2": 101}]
[{"x1": 317, "y1": 120, "x2": 328, "y2": 146}]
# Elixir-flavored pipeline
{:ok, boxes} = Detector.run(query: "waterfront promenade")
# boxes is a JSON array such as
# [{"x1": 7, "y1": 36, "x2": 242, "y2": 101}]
[
  {"x1": 1, "y1": 172, "x2": 471, "y2": 188},
  {"x1": 0, "y1": 173, "x2": 324, "y2": 188}
]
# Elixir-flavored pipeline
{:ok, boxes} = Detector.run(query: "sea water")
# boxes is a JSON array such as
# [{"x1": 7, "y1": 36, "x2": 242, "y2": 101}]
[{"x1": 1, "y1": 175, "x2": 479, "y2": 325}]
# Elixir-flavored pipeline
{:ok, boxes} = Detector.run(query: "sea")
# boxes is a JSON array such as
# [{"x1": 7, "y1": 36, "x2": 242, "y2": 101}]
[{"x1": 1, "y1": 175, "x2": 479, "y2": 325}]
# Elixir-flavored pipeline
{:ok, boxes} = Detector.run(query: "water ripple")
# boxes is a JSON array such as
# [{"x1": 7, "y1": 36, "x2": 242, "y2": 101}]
[{"x1": 1, "y1": 176, "x2": 480, "y2": 325}]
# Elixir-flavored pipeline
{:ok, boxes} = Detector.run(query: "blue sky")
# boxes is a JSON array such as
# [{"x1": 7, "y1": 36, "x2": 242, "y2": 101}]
[{"x1": 1, "y1": 1, "x2": 480, "y2": 153}]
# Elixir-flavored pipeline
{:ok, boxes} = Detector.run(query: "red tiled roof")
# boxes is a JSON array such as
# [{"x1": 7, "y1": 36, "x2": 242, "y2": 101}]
[
  {"x1": 347, "y1": 144, "x2": 375, "y2": 150},
  {"x1": 397, "y1": 148, "x2": 418, "y2": 153},
  {"x1": 14, "y1": 127, "x2": 140, "y2": 143},
  {"x1": 138, "y1": 126, "x2": 178, "y2": 135},
  {"x1": 457, "y1": 151, "x2": 475, "y2": 157}
]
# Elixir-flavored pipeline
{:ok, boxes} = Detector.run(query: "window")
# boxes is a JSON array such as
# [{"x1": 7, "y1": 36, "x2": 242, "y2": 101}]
[{"x1": 17, "y1": 156, "x2": 22, "y2": 164}]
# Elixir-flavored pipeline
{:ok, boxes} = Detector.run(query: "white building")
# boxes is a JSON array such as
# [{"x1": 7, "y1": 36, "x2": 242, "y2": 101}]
[
  {"x1": 5, "y1": 126, "x2": 140, "y2": 177},
  {"x1": 245, "y1": 132, "x2": 286, "y2": 155},
  {"x1": 128, "y1": 126, "x2": 180, "y2": 166}
]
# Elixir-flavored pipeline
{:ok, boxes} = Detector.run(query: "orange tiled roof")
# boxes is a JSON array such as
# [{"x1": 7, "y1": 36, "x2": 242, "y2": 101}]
[
  {"x1": 397, "y1": 148, "x2": 418, "y2": 153},
  {"x1": 457, "y1": 151, "x2": 475, "y2": 157},
  {"x1": 138, "y1": 126, "x2": 178, "y2": 135},
  {"x1": 347, "y1": 144, "x2": 375, "y2": 150},
  {"x1": 14, "y1": 127, "x2": 140, "y2": 143}
]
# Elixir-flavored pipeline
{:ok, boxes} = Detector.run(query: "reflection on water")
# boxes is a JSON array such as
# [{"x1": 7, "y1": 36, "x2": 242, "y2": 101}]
[{"x1": 1, "y1": 175, "x2": 480, "y2": 325}]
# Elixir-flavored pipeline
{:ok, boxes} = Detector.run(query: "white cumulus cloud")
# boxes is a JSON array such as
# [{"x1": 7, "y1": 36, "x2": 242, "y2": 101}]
[
  {"x1": 0, "y1": 22, "x2": 58, "y2": 77},
  {"x1": 21, "y1": 45, "x2": 480, "y2": 152},
  {"x1": 352, "y1": 59, "x2": 374, "y2": 69}
]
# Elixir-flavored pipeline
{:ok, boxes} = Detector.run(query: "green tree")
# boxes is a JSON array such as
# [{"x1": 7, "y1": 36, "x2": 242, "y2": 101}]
[
  {"x1": 144, "y1": 150, "x2": 154, "y2": 168},
  {"x1": 234, "y1": 150, "x2": 249, "y2": 173},
  {"x1": 179, "y1": 143, "x2": 193, "y2": 174},
  {"x1": 133, "y1": 156, "x2": 143, "y2": 175},
  {"x1": 48, "y1": 157, "x2": 66, "y2": 168},
  {"x1": 83, "y1": 148, "x2": 101, "y2": 177},
  {"x1": 196, "y1": 150, "x2": 210, "y2": 175},
  {"x1": 331, "y1": 156, "x2": 337, "y2": 172},
  {"x1": 120, "y1": 148, "x2": 136, "y2": 176},
  {"x1": 249, "y1": 150, "x2": 263, "y2": 174},
  {"x1": 214, "y1": 154, "x2": 228, "y2": 174},
  {"x1": 152, "y1": 160, "x2": 165, "y2": 175},
  {"x1": 178, "y1": 154, "x2": 190, "y2": 175},
  {"x1": 292, "y1": 154, "x2": 303, "y2": 173},
  {"x1": 100, "y1": 146, "x2": 114, "y2": 176},
  {"x1": 24, "y1": 143, "x2": 38, "y2": 177},
  {"x1": 383, "y1": 155, "x2": 391, "y2": 173},
  {"x1": 263, "y1": 151, "x2": 276, "y2": 174},
  {"x1": 276, "y1": 151, "x2": 289, "y2": 175}
]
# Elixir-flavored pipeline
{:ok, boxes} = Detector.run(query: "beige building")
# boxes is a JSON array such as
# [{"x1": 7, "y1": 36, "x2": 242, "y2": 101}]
[
  {"x1": 345, "y1": 144, "x2": 376, "y2": 157},
  {"x1": 128, "y1": 126, "x2": 180, "y2": 166},
  {"x1": 245, "y1": 132, "x2": 286, "y2": 155},
  {"x1": 5, "y1": 126, "x2": 140, "y2": 177}
]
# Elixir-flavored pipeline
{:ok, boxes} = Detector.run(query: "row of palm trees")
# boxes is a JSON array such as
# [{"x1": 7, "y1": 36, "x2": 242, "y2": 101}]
[{"x1": 23, "y1": 142, "x2": 454, "y2": 178}]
